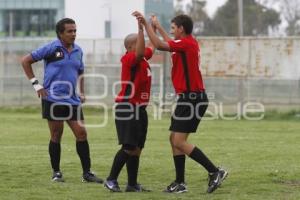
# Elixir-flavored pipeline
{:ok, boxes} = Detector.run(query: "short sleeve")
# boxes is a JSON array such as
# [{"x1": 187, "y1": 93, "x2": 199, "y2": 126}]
[
  {"x1": 31, "y1": 43, "x2": 52, "y2": 62},
  {"x1": 144, "y1": 47, "x2": 153, "y2": 60},
  {"x1": 167, "y1": 39, "x2": 188, "y2": 52}
]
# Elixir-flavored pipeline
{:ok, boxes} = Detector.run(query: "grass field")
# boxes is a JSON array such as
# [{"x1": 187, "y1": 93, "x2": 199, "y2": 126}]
[{"x1": 1, "y1": 107, "x2": 300, "y2": 200}]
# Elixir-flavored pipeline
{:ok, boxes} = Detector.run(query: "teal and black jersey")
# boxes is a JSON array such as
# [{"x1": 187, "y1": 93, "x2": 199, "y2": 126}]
[{"x1": 31, "y1": 39, "x2": 84, "y2": 105}]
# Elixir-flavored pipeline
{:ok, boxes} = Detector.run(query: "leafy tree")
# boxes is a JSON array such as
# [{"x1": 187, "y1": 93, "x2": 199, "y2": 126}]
[
  {"x1": 174, "y1": 0, "x2": 210, "y2": 36},
  {"x1": 277, "y1": 0, "x2": 300, "y2": 35},
  {"x1": 258, "y1": 0, "x2": 300, "y2": 35},
  {"x1": 206, "y1": 0, "x2": 281, "y2": 36},
  {"x1": 174, "y1": 0, "x2": 186, "y2": 15},
  {"x1": 187, "y1": 0, "x2": 210, "y2": 36}
]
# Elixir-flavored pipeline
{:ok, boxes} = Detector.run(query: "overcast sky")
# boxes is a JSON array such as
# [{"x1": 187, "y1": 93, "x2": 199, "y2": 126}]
[
  {"x1": 205, "y1": 0, "x2": 227, "y2": 16},
  {"x1": 175, "y1": 0, "x2": 227, "y2": 17}
]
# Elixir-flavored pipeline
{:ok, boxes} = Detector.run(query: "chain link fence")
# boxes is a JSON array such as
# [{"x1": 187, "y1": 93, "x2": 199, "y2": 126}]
[{"x1": 0, "y1": 37, "x2": 299, "y2": 111}]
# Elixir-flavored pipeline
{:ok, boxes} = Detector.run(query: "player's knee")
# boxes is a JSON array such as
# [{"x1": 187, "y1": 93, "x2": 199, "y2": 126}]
[
  {"x1": 172, "y1": 139, "x2": 184, "y2": 150},
  {"x1": 76, "y1": 134, "x2": 87, "y2": 141},
  {"x1": 122, "y1": 144, "x2": 136, "y2": 151},
  {"x1": 50, "y1": 135, "x2": 62, "y2": 143},
  {"x1": 133, "y1": 147, "x2": 142, "y2": 156},
  {"x1": 50, "y1": 131, "x2": 63, "y2": 142},
  {"x1": 75, "y1": 130, "x2": 87, "y2": 141},
  {"x1": 122, "y1": 144, "x2": 139, "y2": 155}
]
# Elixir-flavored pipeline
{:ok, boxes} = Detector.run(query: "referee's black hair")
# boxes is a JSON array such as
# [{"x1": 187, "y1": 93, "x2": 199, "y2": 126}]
[
  {"x1": 56, "y1": 18, "x2": 76, "y2": 38},
  {"x1": 171, "y1": 14, "x2": 193, "y2": 35}
]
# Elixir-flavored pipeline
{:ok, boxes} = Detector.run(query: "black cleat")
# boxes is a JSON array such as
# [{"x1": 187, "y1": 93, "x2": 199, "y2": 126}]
[
  {"x1": 207, "y1": 168, "x2": 228, "y2": 193},
  {"x1": 163, "y1": 181, "x2": 188, "y2": 193},
  {"x1": 104, "y1": 180, "x2": 122, "y2": 192},
  {"x1": 52, "y1": 171, "x2": 64, "y2": 182},
  {"x1": 82, "y1": 171, "x2": 103, "y2": 183},
  {"x1": 125, "y1": 184, "x2": 151, "y2": 192}
]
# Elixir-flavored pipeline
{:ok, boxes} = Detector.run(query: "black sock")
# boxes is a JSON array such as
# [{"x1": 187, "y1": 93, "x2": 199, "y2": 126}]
[
  {"x1": 107, "y1": 149, "x2": 130, "y2": 180},
  {"x1": 49, "y1": 141, "x2": 61, "y2": 172},
  {"x1": 189, "y1": 147, "x2": 218, "y2": 173},
  {"x1": 76, "y1": 140, "x2": 91, "y2": 174},
  {"x1": 126, "y1": 155, "x2": 140, "y2": 186},
  {"x1": 173, "y1": 155, "x2": 185, "y2": 183}
]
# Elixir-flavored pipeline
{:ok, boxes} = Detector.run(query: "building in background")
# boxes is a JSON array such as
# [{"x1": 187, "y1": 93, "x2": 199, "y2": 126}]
[
  {"x1": 0, "y1": 0, "x2": 64, "y2": 37},
  {"x1": 0, "y1": 0, "x2": 174, "y2": 39}
]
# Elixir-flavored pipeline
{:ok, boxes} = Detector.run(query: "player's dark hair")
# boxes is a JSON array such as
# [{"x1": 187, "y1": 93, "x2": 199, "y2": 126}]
[
  {"x1": 56, "y1": 18, "x2": 76, "y2": 38},
  {"x1": 171, "y1": 14, "x2": 193, "y2": 34}
]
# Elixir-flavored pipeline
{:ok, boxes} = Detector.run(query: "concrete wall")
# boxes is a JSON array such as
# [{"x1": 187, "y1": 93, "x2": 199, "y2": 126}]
[{"x1": 200, "y1": 37, "x2": 300, "y2": 79}]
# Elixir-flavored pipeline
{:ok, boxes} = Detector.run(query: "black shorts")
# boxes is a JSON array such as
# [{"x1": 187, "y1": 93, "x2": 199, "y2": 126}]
[
  {"x1": 115, "y1": 103, "x2": 148, "y2": 148},
  {"x1": 42, "y1": 99, "x2": 84, "y2": 121},
  {"x1": 169, "y1": 92, "x2": 208, "y2": 133}
]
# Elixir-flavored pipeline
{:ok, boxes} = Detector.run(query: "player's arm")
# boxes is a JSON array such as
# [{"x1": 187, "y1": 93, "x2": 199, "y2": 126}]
[
  {"x1": 132, "y1": 11, "x2": 170, "y2": 51},
  {"x1": 21, "y1": 54, "x2": 47, "y2": 98},
  {"x1": 21, "y1": 54, "x2": 36, "y2": 80},
  {"x1": 151, "y1": 15, "x2": 172, "y2": 42},
  {"x1": 146, "y1": 22, "x2": 157, "y2": 54},
  {"x1": 78, "y1": 51, "x2": 85, "y2": 103},
  {"x1": 135, "y1": 21, "x2": 145, "y2": 62},
  {"x1": 78, "y1": 71, "x2": 85, "y2": 103}
]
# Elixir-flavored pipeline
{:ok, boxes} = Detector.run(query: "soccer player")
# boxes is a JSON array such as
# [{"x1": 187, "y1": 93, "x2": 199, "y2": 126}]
[
  {"x1": 21, "y1": 18, "x2": 102, "y2": 183},
  {"x1": 103, "y1": 18, "x2": 154, "y2": 192},
  {"x1": 133, "y1": 12, "x2": 228, "y2": 193}
]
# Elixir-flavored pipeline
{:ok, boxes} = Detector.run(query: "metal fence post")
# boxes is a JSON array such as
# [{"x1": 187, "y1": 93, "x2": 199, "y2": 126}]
[
  {"x1": 161, "y1": 52, "x2": 168, "y2": 107},
  {"x1": 19, "y1": 77, "x2": 23, "y2": 106},
  {"x1": 238, "y1": 38, "x2": 246, "y2": 116},
  {"x1": 0, "y1": 42, "x2": 4, "y2": 106},
  {"x1": 247, "y1": 38, "x2": 252, "y2": 104},
  {"x1": 91, "y1": 39, "x2": 97, "y2": 96}
]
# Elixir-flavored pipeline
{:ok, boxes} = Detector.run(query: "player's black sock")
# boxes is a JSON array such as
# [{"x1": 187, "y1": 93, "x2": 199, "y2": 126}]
[
  {"x1": 189, "y1": 147, "x2": 218, "y2": 173},
  {"x1": 49, "y1": 140, "x2": 61, "y2": 172},
  {"x1": 107, "y1": 149, "x2": 130, "y2": 180},
  {"x1": 76, "y1": 140, "x2": 91, "y2": 173},
  {"x1": 126, "y1": 155, "x2": 140, "y2": 186},
  {"x1": 173, "y1": 155, "x2": 185, "y2": 183}
]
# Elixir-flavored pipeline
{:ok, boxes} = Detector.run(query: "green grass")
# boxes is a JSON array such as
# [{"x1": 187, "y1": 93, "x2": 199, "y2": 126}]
[{"x1": 1, "y1": 108, "x2": 300, "y2": 200}]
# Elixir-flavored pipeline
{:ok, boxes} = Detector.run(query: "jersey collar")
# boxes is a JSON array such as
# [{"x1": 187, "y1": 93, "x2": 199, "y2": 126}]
[{"x1": 55, "y1": 39, "x2": 79, "y2": 52}]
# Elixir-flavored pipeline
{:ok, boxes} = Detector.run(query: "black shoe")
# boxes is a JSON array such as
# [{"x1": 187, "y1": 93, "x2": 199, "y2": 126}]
[
  {"x1": 125, "y1": 184, "x2": 151, "y2": 192},
  {"x1": 163, "y1": 181, "x2": 187, "y2": 193},
  {"x1": 104, "y1": 180, "x2": 122, "y2": 192},
  {"x1": 82, "y1": 171, "x2": 103, "y2": 183},
  {"x1": 207, "y1": 168, "x2": 228, "y2": 193},
  {"x1": 52, "y1": 171, "x2": 64, "y2": 182}
]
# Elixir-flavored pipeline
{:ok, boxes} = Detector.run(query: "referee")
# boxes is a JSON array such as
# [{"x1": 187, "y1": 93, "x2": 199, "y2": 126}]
[
  {"x1": 21, "y1": 18, "x2": 102, "y2": 183},
  {"x1": 133, "y1": 12, "x2": 228, "y2": 193}
]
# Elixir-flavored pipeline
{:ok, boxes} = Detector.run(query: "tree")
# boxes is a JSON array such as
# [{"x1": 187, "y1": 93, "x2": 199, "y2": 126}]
[
  {"x1": 206, "y1": 0, "x2": 281, "y2": 36},
  {"x1": 278, "y1": 0, "x2": 300, "y2": 35},
  {"x1": 174, "y1": 0, "x2": 210, "y2": 36},
  {"x1": 186, "y1": 0, "x2": 210, "y2": 36},
  {"x1": 258, "y1": 0, "x2": 300, "y2": 35},
  {"x1": 174, "y1": 0, "x2": 186, "y2": 15}
]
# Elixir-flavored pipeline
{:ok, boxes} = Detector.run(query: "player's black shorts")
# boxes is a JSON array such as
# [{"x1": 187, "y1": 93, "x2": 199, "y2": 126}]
[
  {"x1": 115, "y1": 103, "x2": 148, "y2": 148},
  {"x1": 169, "y1": 91, "x2": 208, "y2": 133},
  {"x1": 42, "y1": 99, "x2": 84, "y2": 121}
]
